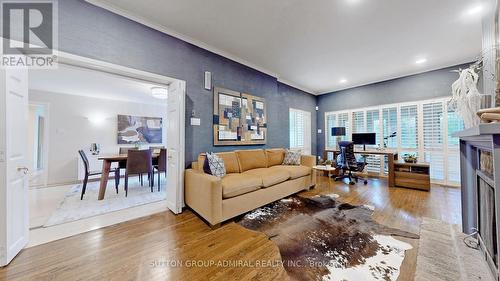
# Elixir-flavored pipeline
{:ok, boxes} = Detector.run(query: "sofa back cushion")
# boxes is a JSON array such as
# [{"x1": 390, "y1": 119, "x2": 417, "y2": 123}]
[
  {"x1": 265, "y1": 148, "x2": 285, "y2": 167},
  {"x1": 236, "y1": 149, "x2": 267, "y2": 172},
  {"x1": 197, "y1": 152, "x2": 240, "y2": 174}
]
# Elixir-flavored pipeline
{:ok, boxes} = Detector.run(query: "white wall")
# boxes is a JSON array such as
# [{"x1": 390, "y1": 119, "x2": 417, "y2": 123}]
[{"x1": 29, "y1": 90, "x2": 168, "y2": 185}]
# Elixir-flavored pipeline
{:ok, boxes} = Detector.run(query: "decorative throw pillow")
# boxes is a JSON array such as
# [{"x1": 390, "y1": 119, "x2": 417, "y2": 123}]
[
  {"x1": 203, "y1": 155, "x2": 212, "y2": 175},
  {"x1": 282, "y1": 149, "x2": 301, "y2": 165},
  {"x1": 206, "y1": 152, "x2": 226, "y2": 177}
]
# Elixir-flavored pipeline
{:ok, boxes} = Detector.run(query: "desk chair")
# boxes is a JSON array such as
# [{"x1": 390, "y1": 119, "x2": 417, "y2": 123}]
[{"x1": 335, "y1": 141, "x2": 368, "y2": 185}]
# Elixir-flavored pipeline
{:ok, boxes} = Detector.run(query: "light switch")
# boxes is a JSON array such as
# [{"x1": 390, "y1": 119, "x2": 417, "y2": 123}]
[
  {"x1": 317, "y1": 129, "x2": 322, "y2": 134},
  {"x1": 190, "y1": 118, "x2": 201, "y2": 126}
]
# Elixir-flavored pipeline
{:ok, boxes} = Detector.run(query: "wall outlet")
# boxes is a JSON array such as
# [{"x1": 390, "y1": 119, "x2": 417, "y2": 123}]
[{"x1": 190, "y1": 117, "x2": 201, "y2": 126}]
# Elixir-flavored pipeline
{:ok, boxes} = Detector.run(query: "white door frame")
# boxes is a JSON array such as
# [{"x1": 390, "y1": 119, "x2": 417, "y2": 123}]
[{"x1": 54, "y1": 51, "x2": 187, "y2": 212}]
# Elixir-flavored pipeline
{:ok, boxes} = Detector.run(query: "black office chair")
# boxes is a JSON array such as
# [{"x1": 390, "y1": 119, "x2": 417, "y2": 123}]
[{"x1": 335, "y1": 141, "x2": 368, "y2": 185}]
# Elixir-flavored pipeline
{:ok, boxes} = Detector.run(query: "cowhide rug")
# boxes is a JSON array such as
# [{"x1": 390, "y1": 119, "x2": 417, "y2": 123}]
[{"x1": 237, "y1": 194, "x2": 419, "y2": 281}]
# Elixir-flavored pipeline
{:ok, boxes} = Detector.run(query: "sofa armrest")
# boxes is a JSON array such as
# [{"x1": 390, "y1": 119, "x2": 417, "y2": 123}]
[
  {"x1": 300, "y1": 154, "x2": 316, "y2": 167},
  {"x1": 184, "y1": 169, "x2": 223, "y2": 226}
]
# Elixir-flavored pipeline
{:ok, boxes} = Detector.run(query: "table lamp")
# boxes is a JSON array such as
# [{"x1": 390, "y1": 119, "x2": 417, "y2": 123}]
[{"x1": 331, "y1": 127, "x2": 346, "y2": 150}]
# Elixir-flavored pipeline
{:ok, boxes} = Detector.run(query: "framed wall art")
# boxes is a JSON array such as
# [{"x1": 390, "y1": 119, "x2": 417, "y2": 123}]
[{"x1": 213, "y1": 87, "x2": 267, "y2": 146}]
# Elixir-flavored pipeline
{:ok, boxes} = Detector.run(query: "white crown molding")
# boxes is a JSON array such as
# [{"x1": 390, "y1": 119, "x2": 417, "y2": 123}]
[
  {"x1": 277, "y1": 78, "x2": 318, "y2": 95},
  {"x1": 85, "y1": 0, "x2": 316, "y2": 95},
  {"x1": 316, "y1": 58, "x2": 477, "y2": 95}
]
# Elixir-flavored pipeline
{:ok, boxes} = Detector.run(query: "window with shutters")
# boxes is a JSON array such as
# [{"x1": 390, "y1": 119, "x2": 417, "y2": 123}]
[
  {"x1": 366, "y1": 109, "x2": 382, "y2": 173},
  {"x1": 290, "y1": 108, "x2": 311, "y2": 154},
  {"x1": 382, "y1": 107, "x2": 398, "y2": 148},
  {"x1": 324, "y1": 97, "x2": 464, "y2": 186},
  {"x1": 400, "y1": 105, "x2": 418, "y2": 149}
]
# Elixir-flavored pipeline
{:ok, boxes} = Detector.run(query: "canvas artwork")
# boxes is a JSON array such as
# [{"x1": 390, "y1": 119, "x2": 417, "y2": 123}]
[
  {"x1": 117, "y1": 114, "x2": 163, "y2": 144},
  {"x1": 213, "y1": 87, "x2": 266, "y2": 146}
]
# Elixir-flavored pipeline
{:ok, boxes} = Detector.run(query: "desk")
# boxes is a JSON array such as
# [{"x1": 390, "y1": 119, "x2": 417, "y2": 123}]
[
  {"x1": 323, "y1": 149, "x2": 399, "y2": 187},
  {"x1": 97, "y1": 153, "x2": 159, "y2": 200}
]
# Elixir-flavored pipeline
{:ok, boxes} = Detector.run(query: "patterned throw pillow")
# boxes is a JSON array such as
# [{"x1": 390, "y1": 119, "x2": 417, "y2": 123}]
[
  {"x1": 282, "y1": 149, "x2": 301, "y2": 165},
  {"x1": 206, "y1": 152, "x2": 226, "y2": 177}
]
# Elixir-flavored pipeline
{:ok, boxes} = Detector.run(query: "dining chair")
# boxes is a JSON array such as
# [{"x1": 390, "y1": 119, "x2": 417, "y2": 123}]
[
  {"x1": 125, "y1": 149, "x2": 154, "y2": 196},
  {"x1": 154, "y1": 148, "x2": 167, "y2": 191},
  {"x1": 118, "y1": 147, "x2": 144, "y2": 185},
  {"x1": 78, "y1": 150, "x2": 119, "y2": 200}
]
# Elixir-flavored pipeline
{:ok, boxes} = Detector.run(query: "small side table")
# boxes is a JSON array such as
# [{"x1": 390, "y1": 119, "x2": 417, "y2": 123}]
[{"x1": 312, "y1": 165, "x2": 336, "y2": 178}]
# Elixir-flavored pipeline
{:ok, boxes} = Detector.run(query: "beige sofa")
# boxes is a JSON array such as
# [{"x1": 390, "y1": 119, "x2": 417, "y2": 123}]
[{"x1": 184, "y1": 148, "x2": 316, "y2": 227}]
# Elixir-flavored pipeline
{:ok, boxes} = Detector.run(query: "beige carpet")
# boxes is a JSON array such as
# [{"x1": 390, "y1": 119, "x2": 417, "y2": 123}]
[{"x1": 415, "y1": 217, "x2": 494, "y2": 281}]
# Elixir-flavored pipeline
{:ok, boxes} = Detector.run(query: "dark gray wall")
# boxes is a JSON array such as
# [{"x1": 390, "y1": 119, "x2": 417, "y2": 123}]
[
  {"x1": 316, "y1": 64, "x2": 470, "y2": 155},
  {"x1": 58, "y1": 0, "x2": 316, "y2": 166},
  {"x1": 277, "y1": 83, "x2": 318, "y2": 155}
]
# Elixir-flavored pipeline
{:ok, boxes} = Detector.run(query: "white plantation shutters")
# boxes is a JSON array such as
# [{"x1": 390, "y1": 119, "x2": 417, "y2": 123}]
[
  {"x1": 326, "y1": 114, "x2": 337, "y2": 148},
  {"x1": 446, "y1": 107, "x2": 464, "y2": 184},
  {"x1": 338, "y1": 112, "x2": 349, "y2": 142},
  {"x1": 289, "y1": 108, "x2": 312, "y2": 155},
  {"x1": 382, "y1": 107, "x2": 398, "y2": 148},
  {"x1": 400, "y1": 105, "x2": 418, "y2": 149},
  {"x1": 366, "y1": 109, "x2": 382, "y2": 173},
  {"x1": 324, "y1": 97, "x2": 465, "y2": 186},
  {"x1": 422, "y1": 102, "x2": 445, "y2": 181}
]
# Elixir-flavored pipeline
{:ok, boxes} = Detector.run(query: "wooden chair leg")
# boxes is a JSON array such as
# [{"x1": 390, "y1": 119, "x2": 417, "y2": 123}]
[
  {"x1": 81, "y1": 175, "x2": 88, "y2": 200},
  {"x1": 140, "y1": 174, "x2": 143, "y2": 186}
]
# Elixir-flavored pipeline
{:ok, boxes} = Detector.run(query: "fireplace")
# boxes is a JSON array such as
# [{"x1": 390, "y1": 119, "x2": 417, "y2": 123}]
[{"x1": 477, "y1": 170, "x2": 498, "y2": 273}]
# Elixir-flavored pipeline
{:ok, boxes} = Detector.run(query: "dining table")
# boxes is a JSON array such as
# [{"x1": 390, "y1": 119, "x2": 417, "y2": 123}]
[{"x1": 97, "y1": 153, "x2": 160, "y2": 200}]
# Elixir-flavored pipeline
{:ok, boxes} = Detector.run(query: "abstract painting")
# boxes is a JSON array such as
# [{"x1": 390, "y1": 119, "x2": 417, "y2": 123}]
[
  {"x1": 213, "y1": 87, "x2": 266, "y2": 146},
  {"x1": 117, "y1": 114, "x2": 162, "y2": 144}
]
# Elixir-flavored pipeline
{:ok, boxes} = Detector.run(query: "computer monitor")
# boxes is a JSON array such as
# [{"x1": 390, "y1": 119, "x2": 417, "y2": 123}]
[{"x1": 352, "y1": 133, "x2": 376, "y2": 151}]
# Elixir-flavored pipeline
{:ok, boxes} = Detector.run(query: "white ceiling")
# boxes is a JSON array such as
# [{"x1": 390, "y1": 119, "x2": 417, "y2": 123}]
[
  {"x1": 87, "y1": 0, "x2": 483, "y2": 94},
  {"x1": 29, "y1": 64, "x2": 168, "y2": 103}
]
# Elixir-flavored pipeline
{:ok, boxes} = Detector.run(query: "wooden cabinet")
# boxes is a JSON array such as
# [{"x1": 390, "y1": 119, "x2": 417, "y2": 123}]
[{"x1": 394, "y1": 161, "x2": 430, "y2": 191}]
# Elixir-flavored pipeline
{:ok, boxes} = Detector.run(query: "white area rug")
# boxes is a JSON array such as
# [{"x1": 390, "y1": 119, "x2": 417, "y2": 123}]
[
  {"x1": 415, "y1": 217, "x2": 494, "y2": 281},
  {"x1": 44, "y1": 179, "x2": 166, "y2": 227}
]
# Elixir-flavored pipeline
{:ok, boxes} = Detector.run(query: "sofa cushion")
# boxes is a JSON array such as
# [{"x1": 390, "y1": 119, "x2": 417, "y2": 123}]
[
  {"x1": 269, "y1": 165, "x2": 311, "y2": 179},
  {"x1": 236, "y1": 149, "x2": 267, "y2": 172},
  {"x1": 198, "y1": 152, "x2": 240, "y2": 174},
  {"x1": 266, "y1": 149, "x2": 285, "y2": 167},
  {"x1": 221, "y1": 174, "x2": 261, "y2": 199},
  {"x1": 243, "y1": 168, "x2": 290, "y2": 187}
]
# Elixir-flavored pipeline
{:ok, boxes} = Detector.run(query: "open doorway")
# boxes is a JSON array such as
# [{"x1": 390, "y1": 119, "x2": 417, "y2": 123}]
[{"x1": 24, "y1": 55, "x2": 185, "y2": 246}]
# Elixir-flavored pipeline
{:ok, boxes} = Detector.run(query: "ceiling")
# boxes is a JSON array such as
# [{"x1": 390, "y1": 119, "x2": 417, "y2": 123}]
[
  {"x1": 29, "y1": 64, "x2": 168, "y2": 104},
  {"x1": 87, "y1": 0, "x2": 484, "y2": 94}
]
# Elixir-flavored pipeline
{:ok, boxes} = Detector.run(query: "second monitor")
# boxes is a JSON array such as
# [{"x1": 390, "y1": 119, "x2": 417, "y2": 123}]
[{"x1": 352, "y1": 133, "x2": 376, "y2": 151}]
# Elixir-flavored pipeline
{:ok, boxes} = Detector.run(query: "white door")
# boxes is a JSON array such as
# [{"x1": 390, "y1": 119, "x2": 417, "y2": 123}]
[
  {"x1": 0, "y1": 67, "x2": 29, "y2": 266},
  {"x1": 166, "y1": 80, "x2": 185, "y2": 214}
]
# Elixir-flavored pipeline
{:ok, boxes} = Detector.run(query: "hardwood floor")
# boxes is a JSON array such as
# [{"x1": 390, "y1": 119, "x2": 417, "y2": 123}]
[{"x1": 0, "y1": 176, "x2": 461, "y2": 281}]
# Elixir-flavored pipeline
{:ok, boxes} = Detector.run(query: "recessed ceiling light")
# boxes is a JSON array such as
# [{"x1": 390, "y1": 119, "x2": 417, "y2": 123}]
[
  {"x1": 415, "y1": 58, "x2": 427, "y2": 64},
  {"x1": 339, "y1": 79, "x2": 347, "y2": 84}
]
